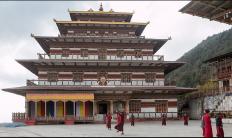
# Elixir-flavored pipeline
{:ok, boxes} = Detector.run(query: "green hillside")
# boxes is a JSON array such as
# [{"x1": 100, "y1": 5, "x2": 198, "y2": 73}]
[{"x1": 166, "y1": 27, "x2": 232, "y2": 88}]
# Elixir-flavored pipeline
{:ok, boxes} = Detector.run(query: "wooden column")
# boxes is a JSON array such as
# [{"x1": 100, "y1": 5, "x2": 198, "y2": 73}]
[
  {"x1": 125, "y1": 100, "x2": 129, "y2": 114},
  {"x1": 35, "y1": 101, "x2": 37, "y2": 118},
  {"x1": 94, "y1": 101, "x2": 97, "y2": 115},
  {"x1": 25, "y1": 101, "x2": 28, "y2": 119},
  {"x1": 110, "y1": 100, "x2": 114, "y2": 114},
  {"x1": 92, "y1": 101, "x2": 94, "y2": 116}
]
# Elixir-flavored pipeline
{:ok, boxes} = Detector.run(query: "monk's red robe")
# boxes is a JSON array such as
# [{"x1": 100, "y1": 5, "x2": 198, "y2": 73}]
[
  {"x1": 183, "y1": 115, "x2": 189, "y2": 125},
  {"x1": 115, "y1": 113, "x2": 124, "y2": 132},
  {"x1": 203, "y1": 113, "x2": 213, "y2": 138},
  {"x1": 216, "y1": 115, "x2": 224, "y2": 138},
  {"x1": 106, "y1": 114, "x2": 112, "y2": 129}
]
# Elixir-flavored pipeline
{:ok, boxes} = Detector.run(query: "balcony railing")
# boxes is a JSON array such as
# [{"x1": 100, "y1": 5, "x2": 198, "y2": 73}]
[
  {"x1": 27, "y1": 79, "x2": 164, "y2": 86},
  {"x1": 38, "y1": 53, "x2": 164, "y2": 61}
]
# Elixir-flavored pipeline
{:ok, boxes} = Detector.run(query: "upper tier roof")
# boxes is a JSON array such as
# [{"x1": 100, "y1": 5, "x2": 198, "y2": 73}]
[
  {"x1": 68, "y1": 9, "x2": 133, "y2": 22},
  {"x1": 33, "y1": 35, "x2": 169, "y2": 54},
  {"x1": 16, "y1": 59, "x2": 185, "y2": 76},
  {"x1": 179, "y1": 1, "x2": 232, "y2": 25},
  {"x1": 54, "y1": 20, "x2": 149, "y2": 36}
]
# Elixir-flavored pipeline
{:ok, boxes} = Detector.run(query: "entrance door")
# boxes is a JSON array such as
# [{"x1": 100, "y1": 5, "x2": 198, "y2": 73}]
[{"x1": 99, "y1": 103, "x2": 108, "y2": 114}]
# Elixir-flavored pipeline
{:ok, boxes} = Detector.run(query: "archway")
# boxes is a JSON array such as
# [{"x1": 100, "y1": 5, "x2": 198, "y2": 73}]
[
  {"x1": 65, "y1": 101, "x2": 74, "y2": 116},
  {"x1": 28, "y1": 101, "x2": 35, "y2": 119},
  {"x1": 85, "y1": 101, "x2": 93, "y2": 117},
  {"x1": 37, "y1": 101, "x2": 45, "y2": 117},
  {"x1": 46, "y1": 101, "x2": 55, "y2": 117},
  {"x1": 75, "y1": 101, "x2": 84, "y2": 117},
  {"x1": 56, "y1": 101, "x2": 64, "y2": 118}
]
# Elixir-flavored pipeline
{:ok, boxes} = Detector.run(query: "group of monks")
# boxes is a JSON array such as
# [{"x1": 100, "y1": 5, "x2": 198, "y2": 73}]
[
  {"x1": 104, "y1": 109, "x2": 224, "y2": 137},
  {"x1": 201, "y1": 109, "x2": 224, "y2": 138},
  {"x1": 105, "y1": 112, "x2": 127, "y2": 135}
]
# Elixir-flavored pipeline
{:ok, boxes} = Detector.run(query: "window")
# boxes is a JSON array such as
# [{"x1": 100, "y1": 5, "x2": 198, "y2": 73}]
[
  {"x1": 97, "y1": 71, "x2": 108, "y2": 86},
  {"x1": 62, "y1": 48, "x2": 70, "y2": 57},
  {"x1": 47, "y1": 71, "x2": 58, "y2": 82},
  {"x1": 121, "y1": 73, "x2": 132, "y2": 83},
  {"x1": 73, "y1": 72, "x2": 83, "y2": 82},
  {"x1": 116, "y1": 49, "x2": 124, "y2": 58},
  {"x1": 80, "y1": 49, "x2": 88, "y2": 57},
  {"x1": 129, "y1": 100, "x2": 141, "y2": 113},
  {"x1": 155, "y1": 100, "x2": 168, "y2": 113},
  {"x1": 134, "y1": 49, "x2": 142, "y2": 58},
  {"x1": 98, "y1": 48, "x2": 107, "y2": 60},
  {"x1": 145, "y1": 73, "x2": 156, "y2": 83}
]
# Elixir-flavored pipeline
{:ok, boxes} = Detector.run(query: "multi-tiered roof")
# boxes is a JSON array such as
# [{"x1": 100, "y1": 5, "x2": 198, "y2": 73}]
[{"x1": 3, "y1": 4, "x2": 196, "y2": 96}]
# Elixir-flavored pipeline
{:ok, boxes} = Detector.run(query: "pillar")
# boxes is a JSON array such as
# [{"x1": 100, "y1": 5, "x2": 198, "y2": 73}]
[
  {"x1": 110, "y1": 100, "x2": 113, "y2": 114},
  {"x1": 93, "y1": 101, "x2": 97, "y2": 115},
  {"x1": 25, "y1": 101, "x2": 28, "y2": 119},
  {"x1": 126, "y1": 100, "x2": 129, "y2": 114},
  {"x1": 92, "y1": 100, "x2": 94, "y2": 116},
  {"x1": 35, "y1": 101, "x2": 37, "y2": 118}
]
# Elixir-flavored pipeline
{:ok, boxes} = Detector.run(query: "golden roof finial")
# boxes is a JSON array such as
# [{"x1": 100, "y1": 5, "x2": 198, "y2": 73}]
[
  {"x1": 109, "y1": 8, "x2": 114, "y2": 12},
  {"x1": 88, "y1": 8, "x2": 94, "y2": 12},
  {"x1": 99, "y1": 3, "x2": 103, "y2": 11}
]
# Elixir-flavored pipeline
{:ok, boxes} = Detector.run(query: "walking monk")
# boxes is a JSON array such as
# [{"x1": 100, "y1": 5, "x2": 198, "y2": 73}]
[
  {"x1": 130, "y1": 113, "x2": 135, "y2": 126},
  {"x1": 183, "y1": 113, "x2": 189, "y2": 126},
  {"x1": 161, "y1": 113, "x2": 167, "y2": 126},
  {"x1": 115, "y1": 112, "x2": 125, "y2": 135},
  {"x1": 216, "y1": 113, "x2": 224, "y2": 138},
  {"x1": 106, "y1": 112, "x2": 112, "y2": 130},
  {"x1": 202, "y1": 109, "x2": 213, "y2": 138}
]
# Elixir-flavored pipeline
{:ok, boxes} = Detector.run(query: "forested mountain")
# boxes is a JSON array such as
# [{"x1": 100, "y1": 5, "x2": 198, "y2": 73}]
[{"x1": 166, "y1": 27, "x2": 232, "y2": 88}]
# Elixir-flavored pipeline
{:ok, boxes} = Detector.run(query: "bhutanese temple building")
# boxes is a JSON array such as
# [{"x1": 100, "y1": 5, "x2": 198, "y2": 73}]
[{"x1": 2, "y1": 4, "x2": 196, "y2": 125}]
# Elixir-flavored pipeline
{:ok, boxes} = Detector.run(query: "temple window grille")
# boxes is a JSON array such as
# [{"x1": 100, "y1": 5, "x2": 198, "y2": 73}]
[
  {"x1": 129, "y1": 100, "x2": 141, "y2": 113},
  {"x1": 62, "y1": 48, "x2": 70, "y2": 57},
  {"x1": 145, "y1": 73, "x2": 156, "y2": 83},
  {"x1": 134, "y1": 49, "x2": 142, "y2": 58},
  {"x1": 73, "y1": 72, "x2": 84, "y2": 82},
  {"x1": 116, "y1": 49, "x2": 124, "y2": 58},
  {"x1": 121, "y1": 73, "x2": 132, "y2": 83},
  {"x1": 98, "y1": 48, "x2": 107, "y2": 60},
  {"x1": 80, "y1": 49, "x2": 89, "y2": 57},
  {"x1": 47, "y1": 71, "x2": 58, "y2": 82}
]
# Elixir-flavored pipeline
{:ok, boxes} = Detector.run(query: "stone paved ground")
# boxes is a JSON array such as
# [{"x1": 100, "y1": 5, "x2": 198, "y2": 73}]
[{"x1": 0, "y1": 120, "x2": 232, "y2": 137}]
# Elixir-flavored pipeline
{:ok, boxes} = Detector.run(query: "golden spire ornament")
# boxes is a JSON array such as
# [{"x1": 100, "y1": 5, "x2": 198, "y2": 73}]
[{"x1": 99, "y1": 3, "x2": 103, "y2": 11}]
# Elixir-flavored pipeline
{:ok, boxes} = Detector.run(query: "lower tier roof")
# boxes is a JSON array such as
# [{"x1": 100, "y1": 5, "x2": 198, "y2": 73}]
[{"x1": 2, "y1": 85, "x2": 197, "y2": 96}]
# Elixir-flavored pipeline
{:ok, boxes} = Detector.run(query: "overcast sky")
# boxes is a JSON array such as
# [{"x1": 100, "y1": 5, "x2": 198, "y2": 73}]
[{"x1": 0, "y1": 1, "x2": 231, "y2": 123}]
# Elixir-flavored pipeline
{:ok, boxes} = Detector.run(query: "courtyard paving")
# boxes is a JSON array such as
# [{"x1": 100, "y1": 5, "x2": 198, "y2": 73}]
[{"x1": 0, "y1": 120, "x2": 231, "y2": 137}]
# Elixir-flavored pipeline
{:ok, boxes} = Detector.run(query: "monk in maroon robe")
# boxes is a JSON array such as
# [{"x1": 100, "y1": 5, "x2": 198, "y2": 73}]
[
  {"x1": 161, "y1": 114, "x2": 167, "y2": 126},
  {"x1": 202, "y1": 109, "x2": 213, "y2": 138},
  {"x1": 216, "y1": 113, "x2": 224, "y2": 138},
  {"x1": 130, "y1": 113, "x2": 135, "y2": 126},
  {"x1": 183, "y1": 113, "x2": 189, "y2": 126},
  {"x1": 115, "y1": 112, "x2": 120, "y2": 132},
  {"x1": 115, "y1": 112, "x2": 124, "y2": 135},
  {"x1": 106, "y1": 113, "x2": 112, "y2": 130}
]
